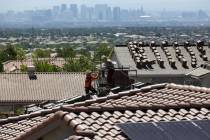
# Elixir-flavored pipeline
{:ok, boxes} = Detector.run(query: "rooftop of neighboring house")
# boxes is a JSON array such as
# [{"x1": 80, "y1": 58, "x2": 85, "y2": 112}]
[
  {"x1": 114, "y1": 41, "x2": 210, "y2": 76},
  {"x1": 3, "y1": 58, "x2": 65, "y2": 72},
  {"x1": 0, "y1": 72, "x2": 85, "y2": 105}
]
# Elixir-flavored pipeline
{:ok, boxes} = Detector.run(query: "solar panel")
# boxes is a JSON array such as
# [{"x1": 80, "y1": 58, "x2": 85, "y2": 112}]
[{"x1": 117, "y1": 120, "x2": 210, "y2": 140}]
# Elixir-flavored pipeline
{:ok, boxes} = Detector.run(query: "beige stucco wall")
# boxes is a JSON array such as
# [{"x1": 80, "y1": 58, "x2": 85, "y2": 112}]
[{"x1": 41, "y1": 121, "x2": 73, "y2": 140}]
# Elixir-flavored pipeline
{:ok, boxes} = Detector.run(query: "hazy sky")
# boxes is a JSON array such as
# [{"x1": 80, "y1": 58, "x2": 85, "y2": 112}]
[{"x1": 0, "y1": 0, "x2": 210, "y2": 12}]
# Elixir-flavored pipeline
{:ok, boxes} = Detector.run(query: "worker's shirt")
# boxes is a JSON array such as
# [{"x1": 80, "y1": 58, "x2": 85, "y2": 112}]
[{"x1": 85, "y1": 76, "x2": 98, "y2": 88}]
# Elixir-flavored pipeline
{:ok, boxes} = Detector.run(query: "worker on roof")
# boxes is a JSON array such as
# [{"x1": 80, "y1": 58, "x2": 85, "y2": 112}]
[{"x1": 85, "y1": 72, "x2": 98, "y2": 95}]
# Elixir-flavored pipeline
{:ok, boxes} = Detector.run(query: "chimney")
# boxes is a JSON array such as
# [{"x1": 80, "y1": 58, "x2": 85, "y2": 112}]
[{"x1": 27, "y1": 65, "x2": 37, "y2": 80}]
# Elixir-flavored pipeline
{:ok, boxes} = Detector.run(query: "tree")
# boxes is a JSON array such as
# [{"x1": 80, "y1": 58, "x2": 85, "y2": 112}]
[
  {"x1": 78, "y1": 49, "x2": 91, "y2": 58},
  {"x1": 94, "y1": 43, "x2": 112, "y2": 62},
  {"x1": 57, "y1": 47, "x2": 76, "y2": 58},
  {"x1": 34, "y1": 60, "x2": 61, "y2": 72},
  {"x1": 32, "y1": 49, "x2": 50, "y2": 58},
  {"x1": 4, "y1": 44, "x2": 17, "y2": 60},
  {"x1": 63, "y1": 56, "x2": 95, "y2": 72},
  {"x1": 0, "y1": 44, "x2": 18, "y2": 62},
  {"x1": 16, "y1": 48, "x2": 26, "y2": 63},
  {"x1": 0, "y1": 61, "x2": 3, "y2": 72},
  {"x1": 63, "y1": 58, "x2": 81, "y2": 72},
  {"x1": 20, "y1": 64, "x2": 27, "y2": 72},
  {"x1": 79, "y1": 56, "x2": 95, "y2": 72}
]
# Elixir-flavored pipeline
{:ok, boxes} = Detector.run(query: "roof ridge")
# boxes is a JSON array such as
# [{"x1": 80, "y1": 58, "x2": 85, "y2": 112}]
[
  {"x1": 15, "y1": 111, "x2": 95, "y2": 140},
  {"x1": 61, "y1": 101, "x2": 210, "y2": 113},
  {"x1": 60, "y1": 83, "x2": 210, "y2": 112},
  {"x1": 63, "y1": 83, "x2": 167, "y2": 108},
  {"x1": 0, "y1": 107, "x2": 61, "y2": 125},
  {"x1": 166, "y1": 83, "x2": 210, "y2": 94}
]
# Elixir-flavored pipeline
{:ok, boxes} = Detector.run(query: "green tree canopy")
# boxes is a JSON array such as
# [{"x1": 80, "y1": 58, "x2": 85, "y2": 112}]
[
  {"x1": 0, "y1": 61, "x2": 3, "y2": 72},
  {"x1": 4, "y1": 45, "x2": 17, "y2": 60},
  {"x1": 78, "y1": 48, "x2": 91, "y2": 58},
  {"x1": 56, "y1": 47, "x2": 76, "y2": 58},
  {"x1": 0, "y1": 44, "x2": 17, "y2": 62},
  {"x1": 63, "y1": 58, "x2": 81, "y2": 72},
  {"x1": 20, "y1": 64, "x2": 27, "y2": 72},
  {"x1": 32, "y1": 49, "x2": 51, "y2": 58},
  {"x1": 94, "y1": 43, "x2": 112, "y2": 62},
  {"x1": 34, "y1": 60, "x2": 61, "y2": 72},
  {"x1": 63, "y1": 56, "x2": 95, "y2": 72},
  {"x1": 16, "y1": 48, "x2": 26, "y2": 62}
]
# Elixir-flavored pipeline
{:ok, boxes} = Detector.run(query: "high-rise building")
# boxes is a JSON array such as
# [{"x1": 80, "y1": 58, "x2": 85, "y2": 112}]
[
  {"x1": 80, "y1": 5, "x2": 88, "y2": 20},
  {"x1": 121, "y1": 9, "x2": 129, "y2": 21},
  {"x1": 113, "y1": 7, "x2": 121, "y2": 21},
  {"x1": 70, "y1": 4, "x2": 78, "y2": 19},
  {"x1": 87, "y1": 7, "x2": 94, "y2": 21},
  {"x1": 106, "y1": 6, "x2": 112, "y2": 20},
  {"x1": 52, "y1": 6, "x2": 60, "y2": 16},
  {"x1": 94, "y1": 4, "x2": 108, "y2": 20},
  {"x1": 61, "y1": 4, "x2": 67, "y2": 12},
  {"x1": 140, "y1": 6, "x2": 145, "y2": 16},
  {"x1": 198, "y1": 10, "x2": 209, "y2": 19},
  {"x1": 182, "y1": 12, "x2": 197, "y2": 19}
]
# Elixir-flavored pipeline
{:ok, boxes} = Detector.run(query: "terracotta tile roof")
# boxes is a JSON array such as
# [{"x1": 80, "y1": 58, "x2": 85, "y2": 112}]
[
  {"x1": 1, "y1": 83, "x2": 210, "y2": 140},
  {"x1": 0, "y1": 73, "x2": 85, "y2": 104}
]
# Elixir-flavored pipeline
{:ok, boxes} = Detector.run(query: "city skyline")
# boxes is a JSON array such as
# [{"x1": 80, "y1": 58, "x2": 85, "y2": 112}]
[
  {"x1": 0, "y1": 1, "x2": 209, "y2": 28},
  {"x1": 0, "y1": 0, "x2": 210, "y2": 13}
]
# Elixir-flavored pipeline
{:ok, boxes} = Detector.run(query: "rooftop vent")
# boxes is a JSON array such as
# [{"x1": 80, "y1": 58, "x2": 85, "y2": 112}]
[
  {"x1": 191, "y1": 62, "x2": 197, "y2": 68},
  {"x1": 169, "y1": 60, "x2": 176, "y2": 69},
  {"x1": 27, "y1": 65, "x2": 37, "y2": 80},
  {"x1": 161, "y1": 41, "x2": 168, "y2": 47},
  {"x1": 197, "y1": 40, "x2": 204, "y2": 47},
  {"x1": 173, "y1": 42, "x2": 178, "y2": 47},
  {"x1": 184, "y1": 41, "x2": 190, "y2": 47},
  {"x1": 150, "y1": 41, "x2": 156, "y2": 47},
  {"x1": 138, "y1": 41, "x2": 144, "y2": 47}
]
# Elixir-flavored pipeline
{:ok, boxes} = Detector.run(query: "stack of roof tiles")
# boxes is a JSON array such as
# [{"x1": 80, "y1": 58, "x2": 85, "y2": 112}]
[
  {"x1": 128, "y1": 41, "x2": 209, "y2": 70},
  {"x1": 1, "y1": 83, "x2": 210, "y2": 140},
  {"x1": 114, "y1": 41, "x2": 210, "y2": 75},
  {"x1": 0, "y1": 73, "x2": 85, "y2": 105}
]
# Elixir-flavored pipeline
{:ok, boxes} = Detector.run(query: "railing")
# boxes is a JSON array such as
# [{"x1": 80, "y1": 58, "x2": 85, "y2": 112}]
[{"x1": 114, "y1": 65, "x2": 138, "y2": 82}]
